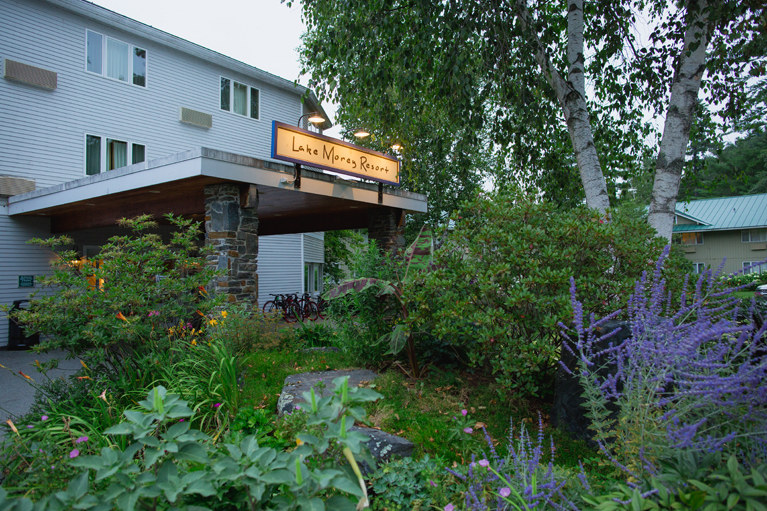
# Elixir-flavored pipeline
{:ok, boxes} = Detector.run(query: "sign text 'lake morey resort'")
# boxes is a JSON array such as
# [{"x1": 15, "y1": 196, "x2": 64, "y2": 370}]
[{"x1": 271, "y1": 121, "x2": 400, "y2": 186}]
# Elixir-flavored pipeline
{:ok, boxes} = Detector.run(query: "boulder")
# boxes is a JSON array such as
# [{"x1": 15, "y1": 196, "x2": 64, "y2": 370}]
[{"x1": 277, "y1": 369, "x2": 378, "y2": 416}]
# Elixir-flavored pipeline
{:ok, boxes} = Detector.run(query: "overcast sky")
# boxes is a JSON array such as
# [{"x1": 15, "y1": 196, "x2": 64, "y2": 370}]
[{"x1": 90, "y1": 0, "x2": 340, "y2": 132}]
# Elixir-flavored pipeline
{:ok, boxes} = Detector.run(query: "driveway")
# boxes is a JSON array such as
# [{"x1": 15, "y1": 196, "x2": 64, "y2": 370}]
[{"x1": 0, "y1": 349, "x2": 81, "y2": 442}]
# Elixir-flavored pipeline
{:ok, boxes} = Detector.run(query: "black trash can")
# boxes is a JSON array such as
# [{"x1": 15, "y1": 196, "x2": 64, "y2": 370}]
[{"x1": 7, "y1": 299, "x2": 39, "y2": 350}]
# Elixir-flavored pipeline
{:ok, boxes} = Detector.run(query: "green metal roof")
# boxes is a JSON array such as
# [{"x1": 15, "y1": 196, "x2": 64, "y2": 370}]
[{"x1": 673, "y1": 193, "x2": 767, "y2": 233}]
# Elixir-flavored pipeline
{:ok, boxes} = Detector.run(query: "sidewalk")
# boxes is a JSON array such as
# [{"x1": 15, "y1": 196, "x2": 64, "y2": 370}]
[{"x1": 0, "y1": 349, "x2": 81, "y2": 442}]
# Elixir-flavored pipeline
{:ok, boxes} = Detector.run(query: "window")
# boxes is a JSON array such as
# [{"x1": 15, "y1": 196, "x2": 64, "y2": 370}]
[
  {"x1": 220, "y1": 77, "x2": 259, "y2": 119},
  {"x1": 681, "y1": 232, "x2": 704, "y2": 245},
  {"x1": 741, "y1": 229, "x2": 767, "y2": 243},
  {"x1": 304, "y1": 263, "x2": 324, "y2": 294},
  {"x1": 693, "y1": 262, "x2": 706, "y2": 274},
  {"x1": 86, "y1": 30, "x2": 146, "y2": 87},
  {"x1": 743, "y1": 261, "x2": 766, "y2": 274},
  {"x1": 85, "y1": 134, "x2": 145, "y2": 175}
]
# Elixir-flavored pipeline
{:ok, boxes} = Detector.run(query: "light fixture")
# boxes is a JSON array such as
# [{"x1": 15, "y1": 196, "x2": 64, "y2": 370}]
[
  {"x1": 353, "y1": 129, "x2": 370, "y2": 138},
  {"x1": 297, "y1": 112, "x2": 326, "y2": 127}
]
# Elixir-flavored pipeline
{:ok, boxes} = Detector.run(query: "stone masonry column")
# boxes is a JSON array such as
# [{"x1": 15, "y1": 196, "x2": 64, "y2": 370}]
[
  {"x1": 368, "y1": 207, "x2": 406, "y2": 254},
  {"x1": 204, "y1": 183, "x2": 259, "y2": 306}
]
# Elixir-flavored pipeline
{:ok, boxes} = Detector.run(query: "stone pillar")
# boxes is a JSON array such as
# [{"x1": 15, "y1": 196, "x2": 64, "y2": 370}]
[
  {"x1": 204, "y1": 183, "x2": 258, "y2": 306},
  {"x1": 368, "y1": 207, "x2": 406, "y2": 254}
]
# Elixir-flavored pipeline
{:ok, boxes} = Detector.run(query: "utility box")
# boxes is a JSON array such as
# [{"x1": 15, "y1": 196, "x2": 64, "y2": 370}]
[{"x1": 7, "y1": 300, "x2": 39, "y2": 350}]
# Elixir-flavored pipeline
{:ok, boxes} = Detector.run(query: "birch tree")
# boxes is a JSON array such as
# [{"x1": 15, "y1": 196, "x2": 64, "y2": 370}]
[{"x1": 296, "y1": 0, "x2": 766, "y2": 239}]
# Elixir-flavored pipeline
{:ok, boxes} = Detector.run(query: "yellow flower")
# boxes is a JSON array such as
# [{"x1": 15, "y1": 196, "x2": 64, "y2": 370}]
[
  {"x1": 191, "y1": 339, "x2": 197, "y2": 346},
  {"x1": 296, "y1": 438, "x2": 304, "y2": 446},
  {"x1": 80, "y1": 360, "x2": 89, "y2": 370},
  {"x1": 208, "y1": 319, "x2": 218, "y2": 326},
  {"x1": 221, "y1": 311, "x2": 228, "y2": 318}
]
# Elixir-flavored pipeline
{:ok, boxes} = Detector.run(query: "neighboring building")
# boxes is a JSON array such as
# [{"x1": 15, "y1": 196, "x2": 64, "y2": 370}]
[
  {"x1": 0, "y1": 0, "x2": 427, "y2": 346},
  {"x1": 674, "y1": 193, "x2": 767, "y2": 275}
]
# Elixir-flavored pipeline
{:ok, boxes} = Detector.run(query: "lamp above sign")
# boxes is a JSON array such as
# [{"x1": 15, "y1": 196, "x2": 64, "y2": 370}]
[{"x1": 271, "y1": 121, "x2": 400, "y2": 186}]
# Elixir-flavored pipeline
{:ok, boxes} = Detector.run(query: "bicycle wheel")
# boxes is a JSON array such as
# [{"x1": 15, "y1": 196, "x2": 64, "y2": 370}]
[
  {"x1": 317, "y1": 298, "x2": 328, "y2": 319},
  {"x1": 284, "y1": 303, "x2": 300, "y2": 323},
  {"x1": 304, "y1": 301, "x2": 319, "y2": 321},
  {"x1": 262, "y1": 301, "x2": 277, "y2": 315}
]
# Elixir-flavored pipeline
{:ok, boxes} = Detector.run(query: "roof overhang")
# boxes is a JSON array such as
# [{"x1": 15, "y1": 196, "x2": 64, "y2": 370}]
[{"x1": 8, "y1": 148, "x2": 427, "y2": 235}]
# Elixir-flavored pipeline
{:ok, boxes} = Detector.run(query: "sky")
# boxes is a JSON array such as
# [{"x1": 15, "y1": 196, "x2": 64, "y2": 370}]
[{"x1": 90, "y1": 0, "x2": 340, "y2": 133}]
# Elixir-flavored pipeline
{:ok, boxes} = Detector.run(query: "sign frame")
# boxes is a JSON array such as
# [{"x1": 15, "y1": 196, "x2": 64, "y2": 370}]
[
  {"x1": 18, "y1": 275, "x2": 35, "y2": 288},
  {"x1": 271, "y1": 121, "x2": 400, "y2": 186}
]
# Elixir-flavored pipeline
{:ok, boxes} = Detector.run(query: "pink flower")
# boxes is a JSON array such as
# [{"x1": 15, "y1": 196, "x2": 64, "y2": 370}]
[
  {"x1": 500, "y1": 487, "x2": 512, "y2": 498},
  {"x1": 76, "y1": 436, "x2": 88, "y2": 444},
  {"x1": 461, "y1": 409, "x2": 468, "y2": 416},
  {"x1": 41, "y1": 415, "x2": 48, "y2": 421},
  {"x1": 444, "y1": 505, "x2": 455, "y2": 511},
  {"x1": 213, "y1": 403, "x2": 222, "y2": 408},
  {"x1": 463, "y1": 427, "x2": 473, "y2": 434},
  {"x1": 429, "y1": 480, "x2": 437, "y2": 487},
  {"x1": 148, "y1": 310, "x2": 160, "y2": 317},
  {"x1": 478, "y1": 459, "x2": 489, "y2": 467},
  {"x1": 69, "y1": 449, "x2": 79, "y2": 458}
]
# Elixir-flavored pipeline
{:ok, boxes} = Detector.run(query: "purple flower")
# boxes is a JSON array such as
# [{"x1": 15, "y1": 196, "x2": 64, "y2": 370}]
[
  {"x1": 27, "y1": 425, "x2": 34, "y2": 429},
  {"x1": 69, "y1": 449, "x2": 79, "y2": 458},
  {"x1": 478, "y1": 459, "x2": 489, "y2": 467},
  {"x1": 500, "y1": 487, "x2": 512, "y2": 498},
  {"x1": 148, "y1": 310, "x2": 160, "y2": 317},
  {"x1": 429, "y1": 480, "x2": 437, "y2": 487},
  {"x1": 41, "y1": 415, "x2": 48, "y2": 421},
  {"x1": 444, "y1": 505, "x2": 454, "y2": 511},
  {"x1": 213, "y1": 403, "x2": 222, "y2": 408},
  {"x1": 76, "y1": 436, "x2": 88, "y2": 444},
  {"x1": 461, "y1": 409, "x2": 468, "y2": 416},
  {"x1": 463, "y1": 427, "x2": 473, "y2": 434}
]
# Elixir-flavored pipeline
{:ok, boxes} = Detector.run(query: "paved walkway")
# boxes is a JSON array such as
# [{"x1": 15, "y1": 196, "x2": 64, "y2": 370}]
[{"x1": 0, "y1": 349, "x2": 81, "y2": 441}]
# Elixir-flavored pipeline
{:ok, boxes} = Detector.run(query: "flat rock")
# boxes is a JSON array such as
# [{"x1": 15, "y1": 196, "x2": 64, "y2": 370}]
[
  {"x1": 277, "y1": 369, "x2": 415, "y2": 464},
  {"x1": 277, "y1": 369, "x2": 378, "y2": 416},
  {"x1": 351, "y1": 426, "x2": 414, "y2": 463}
]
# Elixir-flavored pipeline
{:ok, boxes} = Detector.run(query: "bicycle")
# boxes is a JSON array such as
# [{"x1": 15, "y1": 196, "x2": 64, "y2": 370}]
[
  {"x1": 262, "y1": 293, "x2": 301, "y2": 323},
  {"x1": 299, "y1": 293, "x2": 319, "y2": 321}
]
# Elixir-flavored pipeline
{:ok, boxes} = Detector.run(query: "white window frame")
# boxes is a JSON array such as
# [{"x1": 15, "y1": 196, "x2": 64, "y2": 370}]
[
  {"x1": 84, "y1": 133, "x2": 146, "y2": 176},
  {"x1": 743, "y1": 261, "x2": 767, "y2": 274},
  {"x1": 304, "y1": 263, "x2": 324, "y2": 295},
  {"x1": 741, "y1": 229, "x2": 767, "y2": 243},
  {"x1": 681, "y1": 232, "x2": 704, "y2": 245},
  {"x1": 220, "y1": 76, "x2": 260, "y2": 120},
  {"x1": 692, "y1": 262, "x2": 706, "y2": 274},
  {"x1": 85, "y1": 29, "x2": 147, "y2": 87}
]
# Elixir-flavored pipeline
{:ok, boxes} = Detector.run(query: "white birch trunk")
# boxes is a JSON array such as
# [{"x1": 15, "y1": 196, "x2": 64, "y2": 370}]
[
  {"x1": 648, "y1": 0, "x2": 711, "y2": 240},
  {"x1": 512, "y1": 0, "x2": 610, "y2": 213}
]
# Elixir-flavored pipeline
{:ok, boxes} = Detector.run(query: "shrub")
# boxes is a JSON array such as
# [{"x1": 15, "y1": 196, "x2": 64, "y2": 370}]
[
  {"x1": 326, "y1": 240, "x2": 399, "y2": 367},
  {"x1": 368, "y1": 455, "x2": 449, "y2": 510},
  {"x1": 10, "y1": 214, "x2": 220, "y2": 372},
  {"x1": 562, "y1": 246, "x2": 767, "y2": 479},
  {"x1": 407, "y1": 191, "x2": 690, "y2": 398},
  {"x1": 0, "y1": 379, "x2": 381, "y2": 510}
]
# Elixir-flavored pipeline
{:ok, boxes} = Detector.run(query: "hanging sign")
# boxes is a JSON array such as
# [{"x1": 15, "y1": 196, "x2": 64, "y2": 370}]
[{"x1": 271, "y1": 121, "x2": 400, "y2": 186}]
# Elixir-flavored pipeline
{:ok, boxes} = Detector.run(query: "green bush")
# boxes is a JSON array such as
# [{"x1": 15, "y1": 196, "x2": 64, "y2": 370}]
[
  {"x1": 0, "y1": 379, "x2": 381, "y2": 510},
  {"x1": 406, "y1": 191, "x2": 690, "y2": 398},
  {"x1": 583, "y1": 453, "x2": 767, "y2": 510},
  {"x1": 327, "y1": 240, "x2": 399, "y2": 367},
  {"x1": 10, "y1": 214, "x2": 220, "y2": 372}
]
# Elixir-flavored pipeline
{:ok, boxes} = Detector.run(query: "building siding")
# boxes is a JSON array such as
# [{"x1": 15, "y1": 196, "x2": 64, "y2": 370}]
[
  {"x1": 0, "y1": 200, "x2": 55, "y2": 347},
  {"x1": 1, "y1": 0, "x2": 323, "y2": 345},
  {"x1": 257, "y1": 234, "x2": 304, "y2": 307},
  {"x1": 681, "y1": 229, "x2": 767, "y2": 275},
  {"x1": 303, "y1": 232, "x2": 324, "y2": 263},
  {"x1": 0, "y1": 0, "x2": 303, "y2": 189}
]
